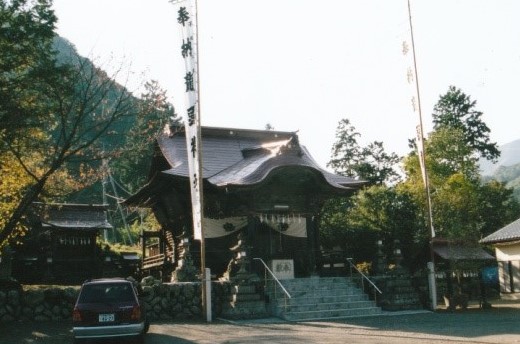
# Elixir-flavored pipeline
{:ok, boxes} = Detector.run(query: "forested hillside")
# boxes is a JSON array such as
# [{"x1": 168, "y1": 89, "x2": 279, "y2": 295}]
[
  {"x1": 0, "y1": 0, "x2": 175, "y2": 249},
  {"x1": 51, "y1": 36, "x2": 176, "y2": 241},
  {"x1": 481, "y1": 139, "x2": 520, "y2": 200}
]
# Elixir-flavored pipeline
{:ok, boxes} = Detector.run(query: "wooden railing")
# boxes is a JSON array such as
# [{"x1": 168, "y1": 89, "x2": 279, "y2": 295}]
[{"x1": 142, "y1": 254, "x2": 165, "y2": 270}]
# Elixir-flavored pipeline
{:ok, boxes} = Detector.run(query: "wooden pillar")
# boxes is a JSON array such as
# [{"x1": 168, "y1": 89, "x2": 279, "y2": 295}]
[{"x1": 306, "y1": 215, "x2": 319, "y2": 276}]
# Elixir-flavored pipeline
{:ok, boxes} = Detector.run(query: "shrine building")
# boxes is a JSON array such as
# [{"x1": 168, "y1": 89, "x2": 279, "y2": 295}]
[{"x1": 125, "y1": 126, "x2": 365, "y2": 280}]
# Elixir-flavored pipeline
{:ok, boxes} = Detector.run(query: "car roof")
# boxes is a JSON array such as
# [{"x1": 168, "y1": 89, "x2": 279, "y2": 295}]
[{"x1": 82, "y1": 278, "x2": 131, "y2": 285}]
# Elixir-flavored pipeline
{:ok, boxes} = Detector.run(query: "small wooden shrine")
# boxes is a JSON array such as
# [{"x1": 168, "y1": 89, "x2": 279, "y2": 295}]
[
  {"x1": 11, "y1": 202, "x2": 112, "y2": 283},
  {"x1": 125, "y1": 126, "x2": 364, "y2": 281}
]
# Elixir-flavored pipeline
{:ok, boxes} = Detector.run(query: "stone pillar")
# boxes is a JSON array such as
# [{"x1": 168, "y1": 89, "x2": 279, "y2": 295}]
[{"x1": 373, "y1": 239, "x2": 386, "y2": 275}]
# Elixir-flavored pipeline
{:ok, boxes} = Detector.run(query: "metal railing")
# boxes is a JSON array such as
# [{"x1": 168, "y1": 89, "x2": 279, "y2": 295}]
[
  {"x1": 346, "y1": 258, "x2": 382, "y2": 303},
  {"x1": 253, "y1": 258, "x2": 291, "y2": 311}
]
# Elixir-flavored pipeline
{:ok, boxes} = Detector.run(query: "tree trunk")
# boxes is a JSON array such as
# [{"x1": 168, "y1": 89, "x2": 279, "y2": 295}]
[{"x1": 0, "y1": 175, "x2": 50, "y2": 245}]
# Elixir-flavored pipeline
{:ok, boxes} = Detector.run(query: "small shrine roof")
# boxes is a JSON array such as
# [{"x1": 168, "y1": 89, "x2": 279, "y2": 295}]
[
  {"x1": 33, "y1": 202, "x2": 113, "y2": 230},
  {"x1": 432, "y1": 238, "x2": 494, "y2": 261}
]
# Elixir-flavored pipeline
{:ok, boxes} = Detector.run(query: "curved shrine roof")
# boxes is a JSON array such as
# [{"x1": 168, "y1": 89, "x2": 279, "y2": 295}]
[{"x1": 157, "y1": 126, "x2": 364, "y2": 191}]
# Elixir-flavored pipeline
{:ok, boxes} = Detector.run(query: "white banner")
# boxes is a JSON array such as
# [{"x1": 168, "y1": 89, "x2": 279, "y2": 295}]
[
  {"x1": 203, "y1": 217, "x2": 248, "y2": 239},
  {"x1": 259, "y1": 214, "x2": 307, "y2": 238},
  {"x1": 416, "y1": 124, "x2": 427, "y2": 187},
  {"x1": 175, "y1": 1, "x2": 203, "y2": 240},
  {"x1": 202, "y1": 216, "x2": 308, "y2": 238}
]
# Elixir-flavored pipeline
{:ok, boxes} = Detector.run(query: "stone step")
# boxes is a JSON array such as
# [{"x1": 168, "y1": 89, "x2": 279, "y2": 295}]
[
  {"x1": 267, "y1": 277, "x2": 381, "y2": 321},
  {"x1": 281, "y1": 284, "x2": 359, "y2": 294},
  {"x1": 272, "y1": 293, "x2": 368, "y2": 305},
  {"x1": 281, "y1": 306, "x2": 382, "y2": 321},
  {"x1": 280, "y1": 300, "x2": 376, "y2": 313},
  {"x1": 279, "y1": 279, "x2": 358, "y2": 293},
  {"x1": 280, "y1": 277, "x2": 355, "y2": 287}
]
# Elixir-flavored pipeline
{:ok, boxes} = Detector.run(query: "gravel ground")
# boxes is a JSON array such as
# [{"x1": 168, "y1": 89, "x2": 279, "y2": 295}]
[{"x1": 1, "y1": 301, "x2": 519, "y2": 344}]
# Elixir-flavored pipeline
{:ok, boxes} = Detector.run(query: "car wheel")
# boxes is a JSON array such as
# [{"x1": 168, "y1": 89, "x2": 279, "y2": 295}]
[{"x1": 134, "y1": 334, "x2": 145, "y2": 344}]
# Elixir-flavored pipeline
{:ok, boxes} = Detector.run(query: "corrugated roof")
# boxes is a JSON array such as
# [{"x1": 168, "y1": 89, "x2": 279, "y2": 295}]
[{"x1": 480, "y1": 217, "x2": 520, "y2": 244}]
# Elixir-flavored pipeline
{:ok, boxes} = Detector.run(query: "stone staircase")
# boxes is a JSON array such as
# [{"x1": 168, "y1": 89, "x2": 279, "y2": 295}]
[{"x1": 267, "y1": 277, "x2": 382, "y2": 321}]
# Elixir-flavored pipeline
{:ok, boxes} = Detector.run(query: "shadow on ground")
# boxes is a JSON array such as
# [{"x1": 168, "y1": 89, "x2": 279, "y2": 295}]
[{"x1": 298, "y1": 302, "x2": 520, "y2": 340}]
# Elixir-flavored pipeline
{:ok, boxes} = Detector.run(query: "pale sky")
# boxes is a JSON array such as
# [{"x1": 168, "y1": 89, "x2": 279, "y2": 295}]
[{"x1": 53, "y1": 0, "x2": 520, "y2": 170}]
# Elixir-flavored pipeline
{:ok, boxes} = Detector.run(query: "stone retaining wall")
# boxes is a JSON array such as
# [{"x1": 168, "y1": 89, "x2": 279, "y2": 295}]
[
  {"x1": 0, "y1": 283, "x2": 79, "y2": 322},
  {"x1": 0, "y1": 278, "x2": 232, "y2": 322},
  {"x1": 139, "y1": 277, "x2": 232, "y2": 320}
]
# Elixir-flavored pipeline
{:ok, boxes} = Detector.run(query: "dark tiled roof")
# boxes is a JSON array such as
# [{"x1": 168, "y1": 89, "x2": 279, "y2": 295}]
[
  {"x1": 433, "y1": 244, "x2": 494, "y2": 261},
  {"x1": 35, "y1": 203, "x2": 113, "y2": 230},
  {"x1": 157, "y1": 126, "x2": 363, "y2": 190},
  {"x1": 480, "y1": 218, "x2": 520, "y2": 244}
]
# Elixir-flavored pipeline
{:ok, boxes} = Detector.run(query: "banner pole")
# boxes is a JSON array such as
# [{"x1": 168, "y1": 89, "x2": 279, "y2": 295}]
[{"x1": 407, "y1": 0, "x2": 437, "y2": 310}]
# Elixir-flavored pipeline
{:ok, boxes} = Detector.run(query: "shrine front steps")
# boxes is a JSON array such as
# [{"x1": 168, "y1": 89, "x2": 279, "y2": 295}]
[{"x1": 268, "y1": 277, "x2": 382, "y2": 321}]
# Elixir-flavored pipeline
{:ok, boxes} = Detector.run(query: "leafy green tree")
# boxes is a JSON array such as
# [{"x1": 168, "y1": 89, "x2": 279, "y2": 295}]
[
  {"x1": 0, "y1": 44, "x2": 136, "y2": 248},
  {"x1": 328, "y1": 118, "x2": 400, "y2": 185},
  {"x1": 320, "y1": 185, "x2": 422, "y2": 268},
  {"x1": 328, "y1": 119, "x2": 361, "y2": 179},
  {"x1": 477, "y1": 180, "x2": 520, "y2": 238},
  {"x1": 417, "y1": 127, "x2": 480, "y2": 185},
  {"x1": 113, "y1": 80, "x2": 177, "y2": 193},
  {"x1": 403, "y1": 96, "x2": 518, "y2": 244},
  {"x1": 319, "y1": 196, "x2": 355, "y2": 250},
  {"x1": 358, "y1": 142, "x2": 401, "y2": 186},
  {"x1": 432, "y1": 85, "x2": 500, "y2": 162},
  {"x1": 0, "y1": 0, "x2": 60, "y2": 144},
  {"x1": 348, "y1": 186, "x2": 421, "y2": 265}
]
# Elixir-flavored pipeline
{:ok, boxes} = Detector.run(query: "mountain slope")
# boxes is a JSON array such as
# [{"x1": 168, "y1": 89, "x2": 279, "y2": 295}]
[
  {"x1": 480, "y1": 139, "x2": 520, "y2": 176},
  {"x1": 480, "y1": 139, "x2": 520, "y2": 200}
]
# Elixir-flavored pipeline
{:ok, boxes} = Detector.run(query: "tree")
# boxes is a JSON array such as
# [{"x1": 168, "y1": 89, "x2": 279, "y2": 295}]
[
  {"x1": 358, "y1": 142, "x2": 401, "y2": 186},
  {"x1": 328, "y1": 119, "x2": 361, "y2": 179},
  {"x1": 432, "y1": 85, "x2": 500, "y2": 162},
  {"x1": 328, "y1": 118, "x2": 400, "y2": 185},
  {"x1": 477, "y1": 180, "x2": 520, "y2": 238},
  {"x1": 113, "y1": 80, "x2": 177, "y2": 193},
  {"x1": 0, "y1": 48, "x2": 136, "y2": 248},
  {"x1": 0, "y1": 0, "x2": 59, "y2": 143},
  {"x1": 319, "y1": 185, "x2": 422, "y2": 268},
  {"x1": 427, "y1": 127, "x2": 479, "y2": 180},
  {"x1": 402, "y1": 115, "x2": 518, "y2": 244}
]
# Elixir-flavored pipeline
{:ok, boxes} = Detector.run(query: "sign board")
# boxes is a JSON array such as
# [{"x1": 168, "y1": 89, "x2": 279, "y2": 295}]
[{"x1": 270, "y1": 259, "x2": 294, "y2": 280}]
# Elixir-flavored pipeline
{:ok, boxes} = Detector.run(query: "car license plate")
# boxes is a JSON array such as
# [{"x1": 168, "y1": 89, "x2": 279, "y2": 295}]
[{"x1": 99, "y1": 313, "x2": 115, "y2": 322}]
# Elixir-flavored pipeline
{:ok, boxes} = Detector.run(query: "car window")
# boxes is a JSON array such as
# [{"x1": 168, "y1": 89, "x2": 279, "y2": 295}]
[{"x1": 79, "y1": 283, "x2": 135, "y2": 303}]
